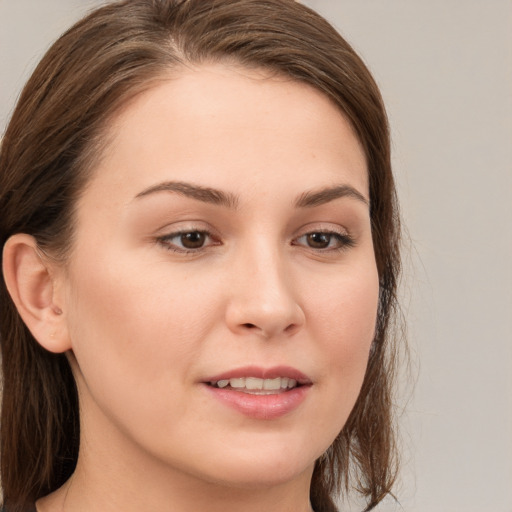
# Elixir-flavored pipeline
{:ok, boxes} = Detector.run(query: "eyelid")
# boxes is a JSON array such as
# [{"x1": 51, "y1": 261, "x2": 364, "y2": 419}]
[
  {"x1": 293, "y1": 222, "x2": 351, "y2": 239},
  {"x1": 153, "y1": 221, "x2": 356, "y2": 255},
  {"x1": 155, "y1": 225, "x2": 221, "y2": 254},
  {"x1": 291, "y1": 224, "x2": 356, "y2": 252}
]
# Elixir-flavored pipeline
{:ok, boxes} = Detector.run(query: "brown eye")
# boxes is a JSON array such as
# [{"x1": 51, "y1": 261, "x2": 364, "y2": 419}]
[
  {"x1": 181, "y1": 231, "x2": 206, "y2": 249},
  {"x1": 306, "y1": 232, "x2": 332, "y2": 249},
  {"x1": 158, "y1": 230, "x2": 215, "y2": 253},
  {"x1": 293, "y1": 230, "x2": 355, "y2": 252}
]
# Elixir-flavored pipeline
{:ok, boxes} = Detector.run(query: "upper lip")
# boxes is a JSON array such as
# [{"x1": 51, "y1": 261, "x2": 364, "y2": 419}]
[{"x1": 203, "y1": 365, "x2": 312, "y2": 385}]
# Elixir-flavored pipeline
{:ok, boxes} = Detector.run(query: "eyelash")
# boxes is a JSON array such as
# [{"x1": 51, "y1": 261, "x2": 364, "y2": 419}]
[
  {"x1": 292, "y1": 230, "x2": 356, "y2": 252},
  {"x1": 156, "y1": 228, "x2": 355, "y2": 255},
  {"x1": 156, "y1": 230, "x2": 218, "y2": 254}
]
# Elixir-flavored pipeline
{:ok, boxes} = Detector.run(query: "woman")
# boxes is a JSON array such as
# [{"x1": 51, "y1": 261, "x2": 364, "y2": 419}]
[{"x1": 0, "y1": 1, "x2": 401, "y2": 511}]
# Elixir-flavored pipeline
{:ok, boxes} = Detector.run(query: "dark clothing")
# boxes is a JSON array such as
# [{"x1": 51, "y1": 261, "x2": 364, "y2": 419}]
[{"x1": 1, "y1": 505, "x2": 37, "y2": 512}]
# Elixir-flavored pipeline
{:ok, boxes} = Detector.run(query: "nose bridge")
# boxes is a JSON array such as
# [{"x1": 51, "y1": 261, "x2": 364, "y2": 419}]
[{"x1": 225, "y1": 236, "x2": 304, "y2": 338}]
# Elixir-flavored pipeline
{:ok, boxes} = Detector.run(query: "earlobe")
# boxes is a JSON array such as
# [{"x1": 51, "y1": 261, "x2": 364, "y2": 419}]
[{"x1": 2, "y1": 234, "x2": 71, "y2": 353}]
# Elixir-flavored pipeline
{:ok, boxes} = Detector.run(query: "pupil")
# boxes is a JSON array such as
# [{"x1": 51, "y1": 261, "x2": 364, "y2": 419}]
[
  {"x1": 181, "y1": 232, "x2": 205, "y2": 249},
  {"x1": 307, "y1": 233, "x2": 330, "y2": 248}
]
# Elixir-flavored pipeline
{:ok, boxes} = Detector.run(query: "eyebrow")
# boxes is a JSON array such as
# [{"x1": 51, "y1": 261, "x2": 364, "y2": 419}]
[
  {"x1": 134, "y1": 180, "x2": 368, "y2": 209},
  {"x1": 134, "y1": 181, "x2": 239, "y2": 209},
  {"x1": 294, "y1": 184, "x2": 369, "y2": 208}
]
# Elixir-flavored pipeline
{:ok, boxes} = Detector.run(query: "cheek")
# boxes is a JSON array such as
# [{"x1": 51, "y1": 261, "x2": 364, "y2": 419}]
[
  {"x1": 312, "y1": 265, "x2": 379, "y2": 348},
  {"x1": 68, "y1": 252, "x2": 210, "y2": 339},
  {"x1": 63, "y1": 261, "x2": 225, "y2": 460},
  {"x1": 306, "y1": 263, "x2": 379, "y2": 418},
  {"x1": 63, "y1": 256, "x2": 217, "y2": 403}
]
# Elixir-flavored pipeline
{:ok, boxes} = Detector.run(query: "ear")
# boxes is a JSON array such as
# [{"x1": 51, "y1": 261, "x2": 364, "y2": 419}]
[{"x1": 2, "y1": 234, "x2": 71, "y2": 353}]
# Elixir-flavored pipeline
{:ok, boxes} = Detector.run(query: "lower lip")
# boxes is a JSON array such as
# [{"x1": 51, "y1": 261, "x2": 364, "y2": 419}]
[{"x1": 203, "y1": 384, "x2": 310, "y2": 420}]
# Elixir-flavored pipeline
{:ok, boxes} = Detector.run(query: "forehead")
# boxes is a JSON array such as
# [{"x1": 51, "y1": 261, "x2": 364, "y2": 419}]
[{"x1": 84, "y1": 63, "x2": 368, "y2": 205}]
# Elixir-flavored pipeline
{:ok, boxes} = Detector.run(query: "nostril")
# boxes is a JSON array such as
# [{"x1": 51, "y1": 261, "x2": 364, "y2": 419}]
[
  {"x1": 243, "y1": 323, "x2": 257, "y2": 329},
  {"x1": 284, "y1": 323, "x2": 297, "y2": 334}
]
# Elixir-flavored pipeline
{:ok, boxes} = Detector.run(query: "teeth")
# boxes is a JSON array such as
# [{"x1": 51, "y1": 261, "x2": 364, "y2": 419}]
[
  {"x1": 211, "y1": 377, "x2": 299, "y2": 390},
  {"x1": 263, "y1": 378, "x2": 281, "y2": 390},
  {"x1": 245, "y1": 377, "x2": 263, "y2": 390},
  {"x1": 229, "y1": 378, "x2": 245, "y2": 389}
]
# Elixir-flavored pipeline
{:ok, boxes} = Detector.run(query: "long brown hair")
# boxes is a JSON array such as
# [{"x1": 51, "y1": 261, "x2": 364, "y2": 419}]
[{"x1": 0, "y1": 1, "x2": 401, "y2": 511}]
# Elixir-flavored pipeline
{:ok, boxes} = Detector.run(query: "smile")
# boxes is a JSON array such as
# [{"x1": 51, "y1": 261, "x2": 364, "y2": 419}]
[
  {"x1": 209, "y1": 376, "x2": 298, "y2": 394},
  {"x1": 203, "y1": 366, "x2": 311, "y2": 419}
]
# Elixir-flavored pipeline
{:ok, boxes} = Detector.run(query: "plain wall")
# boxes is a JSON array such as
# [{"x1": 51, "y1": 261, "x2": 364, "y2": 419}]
[{"x1": 1, "y1": 1, "x2": 511, "y2": 511}]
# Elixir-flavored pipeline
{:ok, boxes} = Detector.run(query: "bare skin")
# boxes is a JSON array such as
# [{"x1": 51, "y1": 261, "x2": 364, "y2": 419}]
[{"x1": 7, "y1": 63, "x2": 378, "y2": 512}]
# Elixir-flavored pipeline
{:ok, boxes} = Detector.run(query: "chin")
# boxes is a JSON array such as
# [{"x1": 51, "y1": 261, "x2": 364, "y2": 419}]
[
  {"x1": 201, "y1": 459, "x2": 315, "y2": 490},
  {"x1": 175, "y1": 439, "x2": 322, "y2": 490}
]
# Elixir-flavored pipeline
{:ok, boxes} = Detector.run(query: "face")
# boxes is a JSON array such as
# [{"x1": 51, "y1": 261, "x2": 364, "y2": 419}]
[{"x1": 59, "y1": 64, "x2": 379, "y2": 490}]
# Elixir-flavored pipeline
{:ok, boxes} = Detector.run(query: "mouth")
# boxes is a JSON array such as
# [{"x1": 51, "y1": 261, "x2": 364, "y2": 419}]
[
  {"x1": 208, "y1": 376, "x2": 301, "y2": 395},
  {"x1": 202, "y1": 366, "x2": 312, "y2": 419}
]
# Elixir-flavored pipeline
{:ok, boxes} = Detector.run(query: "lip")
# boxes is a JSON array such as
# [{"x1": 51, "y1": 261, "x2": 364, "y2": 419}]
[
  {"x1": 204, "y1": 365, "x2": 312, "y2": 385},
  {"x1": 202, "y1": 365, "x2": 312, "y2": 420}
]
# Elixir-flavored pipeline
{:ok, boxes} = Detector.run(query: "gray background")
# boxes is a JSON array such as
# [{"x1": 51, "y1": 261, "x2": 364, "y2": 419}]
[{"x1": 1, "y1": 1, "x2": 511, "y2": 511}]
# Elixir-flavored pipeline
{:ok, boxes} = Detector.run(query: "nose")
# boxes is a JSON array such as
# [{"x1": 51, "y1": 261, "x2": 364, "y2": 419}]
[{"x1": 224, "y1": 245, "x2": 305, "y2": 339}]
